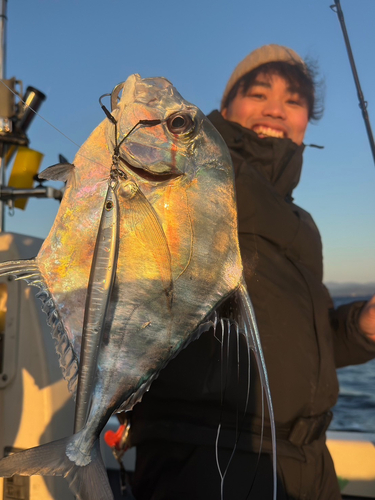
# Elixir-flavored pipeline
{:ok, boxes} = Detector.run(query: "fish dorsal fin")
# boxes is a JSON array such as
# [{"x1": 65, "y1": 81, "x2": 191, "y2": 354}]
[
  {"x1": 39, "y1": 162, "x2": 75, "y2": 183},
  {"x1": 111, "y1": 82, "x2": 125, "y2": 111},
  {"x1": 0, "y1": 259, "x2": 42, "y2": 284},
  {"x1": 0, "y1": 259, "x2": 79, "y2": 394}
]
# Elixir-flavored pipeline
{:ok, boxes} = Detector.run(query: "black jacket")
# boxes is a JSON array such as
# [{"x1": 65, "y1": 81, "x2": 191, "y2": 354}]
[{"x1": 130, "y1": 111, "x2": 375, "y2": 453}]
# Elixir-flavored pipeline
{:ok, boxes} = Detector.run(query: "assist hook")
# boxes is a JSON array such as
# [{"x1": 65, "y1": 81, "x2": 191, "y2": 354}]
[{"x1": 99, "y1": 88, "x2": 162, "y2": 183}]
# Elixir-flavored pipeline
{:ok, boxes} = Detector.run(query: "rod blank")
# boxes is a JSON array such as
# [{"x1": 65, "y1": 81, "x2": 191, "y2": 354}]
[{"x1": 331, "y1": 0, "x2": 375, "y2": 166}]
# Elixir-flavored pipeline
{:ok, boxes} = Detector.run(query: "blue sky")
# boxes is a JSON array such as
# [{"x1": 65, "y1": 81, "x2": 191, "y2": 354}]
[{"x1": 3, "y1": 0, "x2": 375, "y2": 284}]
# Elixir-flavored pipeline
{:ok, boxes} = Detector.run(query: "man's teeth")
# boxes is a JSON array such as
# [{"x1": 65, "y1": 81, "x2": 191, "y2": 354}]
[{"x1": 253, "y1": 126, "x2": 285, "y2": 139}]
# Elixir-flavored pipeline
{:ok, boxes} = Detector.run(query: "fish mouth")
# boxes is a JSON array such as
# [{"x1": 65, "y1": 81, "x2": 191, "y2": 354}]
[
  {"x1": 252, "y1": 124, "x2": 286, "y2": 139},
  {"x1": 118, "y1": 156, "x2": 183, "y2": 182}
]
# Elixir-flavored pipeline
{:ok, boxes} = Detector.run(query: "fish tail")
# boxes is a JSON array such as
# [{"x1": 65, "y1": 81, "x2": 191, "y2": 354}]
[{"x1": 0, "y1": 436, "x2": 114, "y2": 500}]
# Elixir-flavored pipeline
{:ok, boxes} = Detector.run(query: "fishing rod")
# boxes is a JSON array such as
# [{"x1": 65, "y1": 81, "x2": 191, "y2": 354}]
[{"x1": 330, "y1": 0, "x2": 375, "y2": 166}]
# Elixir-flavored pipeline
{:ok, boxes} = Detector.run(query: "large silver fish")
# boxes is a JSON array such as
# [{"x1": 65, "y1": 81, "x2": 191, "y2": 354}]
[{"x1": 0, "y1": 75, "x2": 275, "y2": 500}]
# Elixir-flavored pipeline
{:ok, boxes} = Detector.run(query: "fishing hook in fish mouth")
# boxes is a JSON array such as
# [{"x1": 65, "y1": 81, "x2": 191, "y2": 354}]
[
  {"x1": 115, "y1": 119, "x2": 162, "y2": 151},
  {"x1": 100, "y1": 93, "x2": 195, "y2": 182},
  {"x1": 99, "y1": 94, "x2": 165, "y2": 183},
  {"x1": 111, "y1": 120, "x2": 174, "y2": 183},
  {"x1": 112, "y1": 117, "x2": 191, "y2": 183},
  {"x1": 112, "y1": 112, "x2": 197, "y2": 182}
]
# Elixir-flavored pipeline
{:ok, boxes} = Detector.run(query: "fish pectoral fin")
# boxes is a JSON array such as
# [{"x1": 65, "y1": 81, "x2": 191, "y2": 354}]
[
  {"x1": 127, "y1": 185, "x2": 173, "y2": 296},
  {"x1": 39, "y1": 162, "x2": 75, "y2": 182}
]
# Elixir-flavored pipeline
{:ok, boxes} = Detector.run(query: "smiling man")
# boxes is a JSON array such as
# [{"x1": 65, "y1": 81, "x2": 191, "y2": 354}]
[
  {"x1": 222, "y1": 72, "x2": 309, "y2": 144},
  {"x1": 130, "y1": 45, "x2": 375, "y2": 500},
  {"x1": 220, "y1": 46, "x2": 312, "y2": 144}
]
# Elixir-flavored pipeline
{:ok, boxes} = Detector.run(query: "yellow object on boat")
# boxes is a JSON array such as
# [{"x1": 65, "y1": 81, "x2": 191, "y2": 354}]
[
  {"x1": 8, "y1": 147, "x2": 44, "y2": 210},
  {"x1": 327, "y1": 431, "x2": 375, "y2": 498}
]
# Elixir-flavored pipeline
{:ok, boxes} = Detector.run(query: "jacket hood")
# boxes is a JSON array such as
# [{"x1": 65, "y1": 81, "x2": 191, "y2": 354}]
[{"x1": 208, "y1": 110, "x2": 305, "y2": 200}]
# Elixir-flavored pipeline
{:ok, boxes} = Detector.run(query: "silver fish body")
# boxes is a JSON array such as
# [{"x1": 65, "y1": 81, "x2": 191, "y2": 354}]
[{"x1": 0, "y1": 75, "x2": 275, "y2": 500}]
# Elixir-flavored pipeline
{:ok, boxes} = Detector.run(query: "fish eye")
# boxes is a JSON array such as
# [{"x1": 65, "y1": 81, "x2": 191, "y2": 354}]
[{"x1": 166, "y1": 113, "x2": 194, "y2": 135}]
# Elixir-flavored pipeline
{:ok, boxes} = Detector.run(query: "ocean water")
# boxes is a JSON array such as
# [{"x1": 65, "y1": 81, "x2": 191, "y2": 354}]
[{"x1": 330, "y1": 296, "x2": 375, "y2": 432}]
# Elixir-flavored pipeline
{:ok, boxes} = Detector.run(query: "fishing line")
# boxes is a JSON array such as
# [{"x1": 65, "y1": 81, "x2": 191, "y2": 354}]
[
  {"x1": 215, "y1": 318, "x2": 233, "y2": 500},
  {"x1": 223, "y1": 323, "x2": 252, "y2": 500},
  {"x1": 241, "y1": 325, "x2": 266, "y2": 500},
  {"x1": 214, "y1": 315, "x2": 264, "y2": 500}
]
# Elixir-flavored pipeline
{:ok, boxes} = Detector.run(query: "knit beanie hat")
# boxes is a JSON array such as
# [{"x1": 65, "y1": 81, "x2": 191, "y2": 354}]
[{"x1": 221, "y1": 44, "x2": 306, "y2": 110}]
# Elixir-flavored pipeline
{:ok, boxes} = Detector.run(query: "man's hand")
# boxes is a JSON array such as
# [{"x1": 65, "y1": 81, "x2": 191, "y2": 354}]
[{"x1": 359, "y1": 294, "x2": 375, "y2": 341}]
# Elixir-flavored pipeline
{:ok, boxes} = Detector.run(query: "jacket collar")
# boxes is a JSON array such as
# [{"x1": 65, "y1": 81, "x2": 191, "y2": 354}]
[{"x1": 208, "y1": 110, "x2": 305, "y2": 200}]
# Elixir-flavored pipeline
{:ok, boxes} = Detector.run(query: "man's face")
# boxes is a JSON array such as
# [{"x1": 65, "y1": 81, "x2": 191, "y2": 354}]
[{"x1": 222, "y1": 73, "x2": 309, "y2": 145}]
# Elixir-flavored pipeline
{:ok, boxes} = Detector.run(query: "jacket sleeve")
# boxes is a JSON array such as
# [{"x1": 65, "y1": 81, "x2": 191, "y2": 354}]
[{"x1": 328, "y1": 292, "x2": 375, "y2": 368}]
